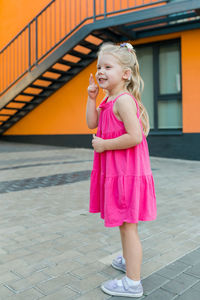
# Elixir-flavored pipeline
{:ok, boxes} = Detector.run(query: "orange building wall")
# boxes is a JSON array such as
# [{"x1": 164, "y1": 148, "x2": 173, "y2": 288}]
[
  {"x1": 181, "y1": 29, "x2": 200, "y2": 133},
  {"x1": 0, "y1": 0, "x2": 51, "y2": 49}
]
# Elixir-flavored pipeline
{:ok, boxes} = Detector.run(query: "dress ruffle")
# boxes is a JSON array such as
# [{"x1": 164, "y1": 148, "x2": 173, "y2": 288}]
[{"x1": 90, "y1": 170, "x2": 157, "y2": 227}]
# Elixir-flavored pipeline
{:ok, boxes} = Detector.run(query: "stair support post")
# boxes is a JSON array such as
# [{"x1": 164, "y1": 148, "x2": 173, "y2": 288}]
[
  {"x1": 93, "y1": 0, "x2": 96, "y2": 21},
  {"x1": 104, "y1": 0, "x2": 107, "y2": 18},
  {"x1": 35, "y1": 17, "x2": 38, "y2": 65},
  {"x1": 28, "y1": 23, "x2": 31, "y2": 71}
]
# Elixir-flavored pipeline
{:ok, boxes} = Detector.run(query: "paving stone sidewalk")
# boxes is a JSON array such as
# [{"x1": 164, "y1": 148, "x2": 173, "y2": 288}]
[
  {"x1": 0, "y1": 141, "x2": 199, "y2": 300},
  {"x1": 111, "y1": 247, "x2": 200, "y2": 300}
]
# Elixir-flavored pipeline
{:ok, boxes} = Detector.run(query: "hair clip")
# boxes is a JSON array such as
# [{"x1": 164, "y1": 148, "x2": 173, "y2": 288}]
[{"x1": 120, "y1": 42, "x2": 133, "y2": 52}]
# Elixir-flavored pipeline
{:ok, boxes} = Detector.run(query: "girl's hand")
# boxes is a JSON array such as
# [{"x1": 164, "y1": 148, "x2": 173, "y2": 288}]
[
  {"x1": 92, "y1": 134, "x2": 106, "y2": 153},
  {"x1": 88, "y1": 74, "x2": 99, "y2": 100}
]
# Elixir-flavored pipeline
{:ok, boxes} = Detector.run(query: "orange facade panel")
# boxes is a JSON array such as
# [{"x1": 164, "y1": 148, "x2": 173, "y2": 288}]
[
  {"x1": 0, "y1": 0, "x2": 51, "y2": 48},
  {"x1": 181, "y1": 29, "x2": 200, "y2": 133}
]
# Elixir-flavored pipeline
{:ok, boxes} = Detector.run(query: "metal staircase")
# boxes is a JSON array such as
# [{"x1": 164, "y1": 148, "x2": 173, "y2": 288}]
[{"x1": 0, "y1": 0, "x2": 200, "y2": 135}]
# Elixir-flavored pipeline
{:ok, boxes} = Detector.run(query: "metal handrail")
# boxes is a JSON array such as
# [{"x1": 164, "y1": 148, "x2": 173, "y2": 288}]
[{"x1": 0, "y1": 0, "x2": 167, "y2": 96}]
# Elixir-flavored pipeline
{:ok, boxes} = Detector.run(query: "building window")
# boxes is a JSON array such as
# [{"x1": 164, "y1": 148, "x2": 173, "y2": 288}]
[{"x1": 136, "y1": 39, "x2": 182, "y2": 132}]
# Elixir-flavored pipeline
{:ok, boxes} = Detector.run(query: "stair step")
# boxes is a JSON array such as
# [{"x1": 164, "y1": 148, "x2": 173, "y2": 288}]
[
  {"x1": 12, "y1": 100, "x2": 37, "y2": 104},
  {"x1": 2, "y1": 107, "x2": 19, "y2": 111},
  {"x1": 79, "y1": 40, "x2": 99, "y2": 51},
  {"x1": 18, "y1": 107, "x2": 33, "y2": 112},
  {"x1": 92, "y1": 29, "x2": 121, "y2": 42},
  {"x1": 0, "y1": 107, "x2": 31, "y2": 114},
  {"x1": 0, "y1": 124, "x2": 11, "y2": 129},
  {"x1": 60, "y1": 58, "x2": 94, "y2": 69},
  {"x1": 5, "y1": 120, "x2": 18, "y2": 124},
  {"x1": 68, "y1": 50, "x2": 88, "y2": 59},
  {"x1": 0, "y1": 113, "x2": 12, "y2": 116},
  {"x1": 30, "y1": 84, "x2": 57, "y2": 91},
  {"x1": 48, "y1": 68, "x2": 68, "y2": 75},
  {"x1": 17, "y1": 111, "x2": 28, "y2": 116},
  {"x1": 38, "y1": 76, "x2": 68, "y2": 82},
  {"x1": 1, "y1": 122, "x2": 14, "y2": 127},
  {"x1": 20, "y1": 92, "x2": 47, "y2": 98},
  {"x1": 57, "y1": 59, "x2": 77, "y2": 67}
]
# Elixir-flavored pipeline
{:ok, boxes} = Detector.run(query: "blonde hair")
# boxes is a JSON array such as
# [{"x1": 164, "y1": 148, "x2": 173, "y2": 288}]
[{"x1": 98, "y1": 42, "x2": 150, "y2": 136}]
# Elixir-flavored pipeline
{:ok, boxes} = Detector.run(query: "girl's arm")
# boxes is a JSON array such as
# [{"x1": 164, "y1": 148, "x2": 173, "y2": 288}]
[
  {"x1": 92, "y1": 94, "x2": 142, "y2": 152},
  {"x1": 86, "y1": 74, "x2": 99, "y2": 129}
]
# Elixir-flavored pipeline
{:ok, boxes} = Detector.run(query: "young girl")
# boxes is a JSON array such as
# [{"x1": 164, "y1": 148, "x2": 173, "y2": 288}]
[{"x1": 86, "y1": 42, "x2": 156, "y2": 298}]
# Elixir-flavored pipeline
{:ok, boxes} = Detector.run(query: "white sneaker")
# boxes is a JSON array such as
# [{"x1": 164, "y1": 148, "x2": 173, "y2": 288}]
[
  {"x1": 101, "y1": 276, "x2": 143, "y2": 298},
  {"x1": 111, "y1": 255, "x2": 126, "y2": 272}
]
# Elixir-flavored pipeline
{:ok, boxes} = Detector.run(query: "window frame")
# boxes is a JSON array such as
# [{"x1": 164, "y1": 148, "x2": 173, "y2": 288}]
[{"x1": 135, "y1": 38, "x2": 182, "y2": 135}]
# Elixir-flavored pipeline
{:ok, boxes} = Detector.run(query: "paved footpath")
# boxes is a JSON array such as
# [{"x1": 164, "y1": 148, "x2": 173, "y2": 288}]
[{"x1": 0, "y1": 141, "x2": 199, "y2": 300}]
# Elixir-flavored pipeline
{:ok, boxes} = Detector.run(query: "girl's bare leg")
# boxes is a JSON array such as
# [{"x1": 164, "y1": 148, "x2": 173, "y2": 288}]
[{"x1": 119, "y1": 222, "x2": 142, "y2": 281}]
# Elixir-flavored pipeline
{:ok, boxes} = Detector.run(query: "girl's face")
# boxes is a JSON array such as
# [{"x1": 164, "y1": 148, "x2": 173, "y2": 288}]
[{"x1": 96, "y1": 53, "x2": 127, "y2": 95}]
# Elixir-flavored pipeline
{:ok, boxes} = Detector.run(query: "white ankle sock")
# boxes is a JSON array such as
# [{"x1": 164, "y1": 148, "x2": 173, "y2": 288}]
[
  {"x1": 121, "y1": 256, "x2": 126, "y2": 264},
  {"x1": 126, "y1": 276, "x2": 140, "y2": 286},
  {"x1": 117, "y1": 276, "x2": 140, "y2": 287}
]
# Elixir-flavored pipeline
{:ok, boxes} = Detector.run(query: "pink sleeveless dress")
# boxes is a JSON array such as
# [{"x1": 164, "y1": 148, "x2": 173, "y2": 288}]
[{"x1": 89, "y1": 92, "x2": 157, "y2": 227}]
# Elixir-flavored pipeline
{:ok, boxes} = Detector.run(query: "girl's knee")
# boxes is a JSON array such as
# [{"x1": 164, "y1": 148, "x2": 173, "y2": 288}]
[{"x1": 119, "y1": 222, "x2": 138, "y2": 233}]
